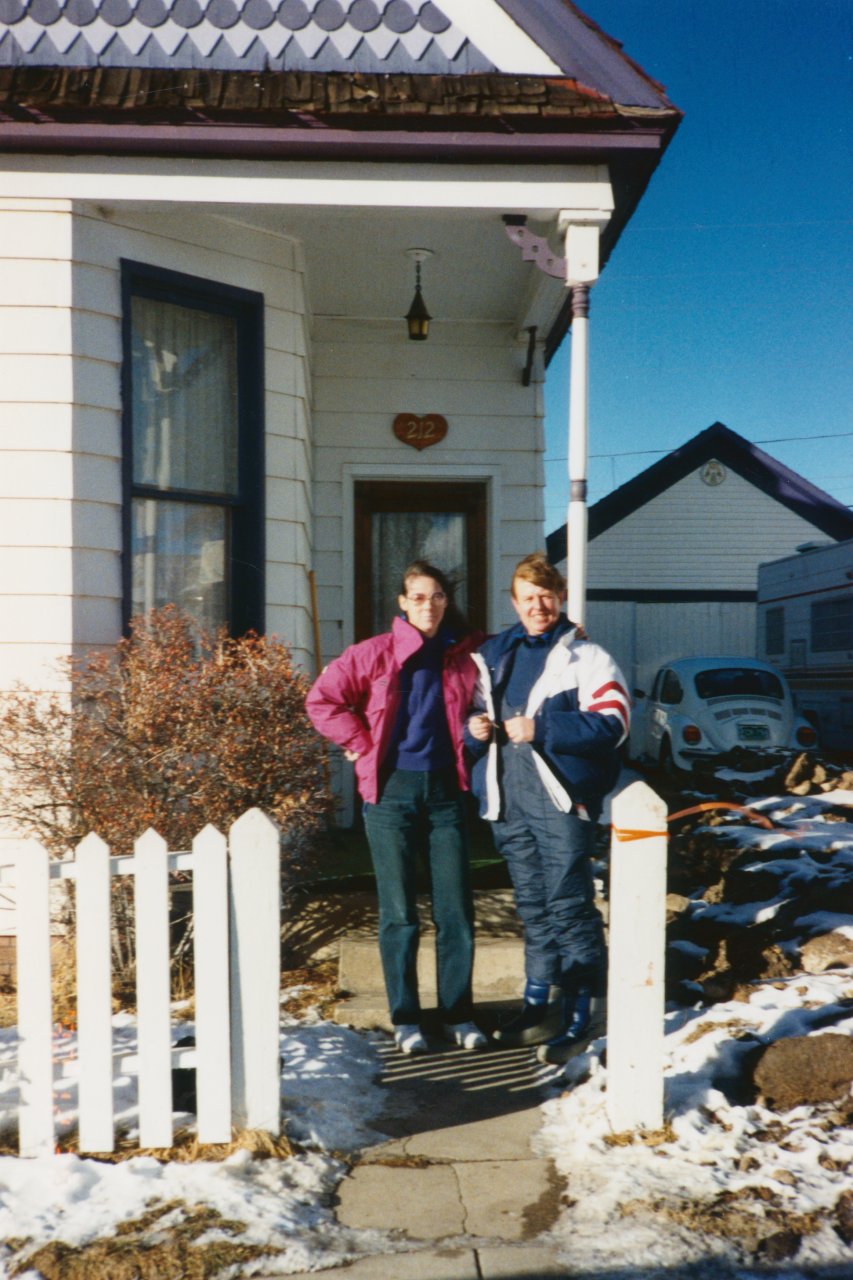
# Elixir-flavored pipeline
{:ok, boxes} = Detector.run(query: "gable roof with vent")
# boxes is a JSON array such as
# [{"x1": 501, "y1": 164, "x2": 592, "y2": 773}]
[{"x1": 546, "y1": 422, "x2": 853, "y2": 564}]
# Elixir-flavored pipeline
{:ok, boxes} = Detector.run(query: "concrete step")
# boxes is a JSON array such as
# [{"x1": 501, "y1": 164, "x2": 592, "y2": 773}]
[{"x1": 339, "y1": 933, "x2": 526, "y2": 1002}]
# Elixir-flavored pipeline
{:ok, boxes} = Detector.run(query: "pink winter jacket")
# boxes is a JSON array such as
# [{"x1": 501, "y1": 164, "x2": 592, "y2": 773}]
[{"x1": 305, "y1": 616, "x2": 482, "y2": 804}]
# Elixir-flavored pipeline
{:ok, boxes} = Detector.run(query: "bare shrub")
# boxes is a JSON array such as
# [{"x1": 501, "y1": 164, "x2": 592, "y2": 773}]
[{"x1": 0, "y1": 607, "x2": 333, "y2": 985}]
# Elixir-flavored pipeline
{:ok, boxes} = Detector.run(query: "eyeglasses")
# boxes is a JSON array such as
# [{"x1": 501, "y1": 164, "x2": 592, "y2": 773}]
[{"x1": 406, "y1": 592, "x2": 447, "y2": 605}]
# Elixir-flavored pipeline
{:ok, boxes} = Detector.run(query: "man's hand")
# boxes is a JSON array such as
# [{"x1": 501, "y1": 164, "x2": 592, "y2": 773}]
[
  {"x1": 504, "y1": 715, "x2": 535, "y2": 744},
  {"x1": 467, "y1": 713, "x2": 494, "y2": 742}
]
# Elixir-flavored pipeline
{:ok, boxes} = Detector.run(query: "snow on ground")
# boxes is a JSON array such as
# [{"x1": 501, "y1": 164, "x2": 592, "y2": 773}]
[
  {"x1": 0, "y1": 1003, "x2": 393, "y2": 1276},
  {"x1": 0, "y1": 782, "x2": 852, "y2": 1277},
  {"x1": 538, "y1": 968, "x2": 853, "y2": 1276}
]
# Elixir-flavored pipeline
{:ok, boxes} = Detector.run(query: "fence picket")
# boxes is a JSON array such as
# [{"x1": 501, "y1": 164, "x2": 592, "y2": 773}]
[
  {"x1": 606, "y1": 780, "x2": 667, "y2": 1132},
  {"x1": 134, "y1": 829, "x2": 173, "y2": 1149},
  {"x1": 228, "y1": 808, "x2": 281, "y2": 1135},
  {"x1": 75, "y1": 833, "x2": 115, "y2": 1153},
  {"x1": 15, "y1": 839, "x2": 54, "y2": 1158},
  {"x1": 192, "y1": 825, "x2": 232, "y2": 1144}
]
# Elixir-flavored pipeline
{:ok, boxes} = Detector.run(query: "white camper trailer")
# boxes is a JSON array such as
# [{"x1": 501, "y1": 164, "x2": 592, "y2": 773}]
[{"x1": 757, "y1": 540, "x2": 853, "y2": 752}]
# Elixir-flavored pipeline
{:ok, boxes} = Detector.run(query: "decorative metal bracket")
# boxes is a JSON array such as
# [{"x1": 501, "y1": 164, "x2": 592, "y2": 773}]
[{"x1": 502, "y1": 214, "x2": 565, "y2": 280}]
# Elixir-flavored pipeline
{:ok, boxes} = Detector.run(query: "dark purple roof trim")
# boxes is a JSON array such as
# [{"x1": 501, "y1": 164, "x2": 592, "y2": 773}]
[
  {"x1": 0, "y1": 117, "x2": 668, "y2": 160},
  {"x1": 495, "y1": 0, "x2": 673, "y2": 109},
  {"x1": 546, "y1": 422, "x2": 853, "y2": 562}
]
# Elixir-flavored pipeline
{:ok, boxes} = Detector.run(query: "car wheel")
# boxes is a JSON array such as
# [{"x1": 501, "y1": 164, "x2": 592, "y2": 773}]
[{"x1": 659, "y1": 737, "x2": 678, "y2": 777}]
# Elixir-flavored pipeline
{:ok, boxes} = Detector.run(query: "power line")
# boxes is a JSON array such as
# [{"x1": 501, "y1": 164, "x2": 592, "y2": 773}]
[{"x1": 544, "y1": 430, "x2": 853, "y2": 465}]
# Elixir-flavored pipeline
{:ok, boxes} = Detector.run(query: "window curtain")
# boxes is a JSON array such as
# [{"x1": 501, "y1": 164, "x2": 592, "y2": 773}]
[
  {"x1": 370, "y1": 511, "x2": 467, "y2": 635},
  {"x1": 131, "y1": 296, "x2": 238, "y2": 495}
]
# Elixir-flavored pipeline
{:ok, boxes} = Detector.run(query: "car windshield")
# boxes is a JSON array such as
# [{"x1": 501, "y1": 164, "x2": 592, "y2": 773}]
[{"x1": 694, "y1": 667, "x2": 784, "y2": 701}]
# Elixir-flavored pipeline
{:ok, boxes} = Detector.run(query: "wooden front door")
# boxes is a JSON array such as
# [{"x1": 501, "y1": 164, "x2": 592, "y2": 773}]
[{"x1": 354, "y1": 480, "x2": 487, "y2": 640}]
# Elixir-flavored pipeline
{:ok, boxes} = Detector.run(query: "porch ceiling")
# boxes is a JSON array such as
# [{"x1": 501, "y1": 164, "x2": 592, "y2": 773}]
[{"x1": 234, "y1": 203, "x2": 552, "y2": 329}]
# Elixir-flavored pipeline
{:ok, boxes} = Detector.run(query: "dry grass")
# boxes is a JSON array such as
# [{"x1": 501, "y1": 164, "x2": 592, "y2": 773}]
[
  {"x1": 603, "y1": 1122, "x2": 676, "y2": 1148},
  {"x1": 5, "y1": 1200, "x2": 285, "y2": 1280},
  {"x1": 0, "y1": 1126, "x2": 297, "y2": 1163},
  {"x1": 280, "y1": 959, "x2": 342, "y2": 1020}
]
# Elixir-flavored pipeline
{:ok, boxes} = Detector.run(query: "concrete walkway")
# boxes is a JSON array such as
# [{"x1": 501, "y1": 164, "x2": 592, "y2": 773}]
[{"x1": 285, "y1": 1022, "x2": 568, "y2": 1279}]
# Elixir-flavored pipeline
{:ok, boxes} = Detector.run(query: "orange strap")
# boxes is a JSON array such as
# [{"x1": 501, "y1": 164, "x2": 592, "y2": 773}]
[
  {"x1": 612, "y1": 827, "x2": 667, "y2": 842},
  {"x1": 610, "y1": 800, "x2": 777, "y2": 843}
]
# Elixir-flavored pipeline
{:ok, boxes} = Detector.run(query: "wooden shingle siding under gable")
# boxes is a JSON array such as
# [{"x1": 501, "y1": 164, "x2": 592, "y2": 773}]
[{"x1": 587, "y1": 467, "x2": 827, "y2": 593}]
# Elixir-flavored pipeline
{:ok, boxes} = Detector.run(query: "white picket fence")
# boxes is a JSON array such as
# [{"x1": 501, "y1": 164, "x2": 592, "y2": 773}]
[{"x1": 2, "y1": 807, "x2": 282, "y2": 1158}]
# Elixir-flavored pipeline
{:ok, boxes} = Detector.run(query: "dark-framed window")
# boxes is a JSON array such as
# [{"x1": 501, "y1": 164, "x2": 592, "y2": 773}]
[
  {"x1": 121, "y1": 260, "x2": 265, "y2": 635},
  {"x1": 811, "y1": 596, "x2": 853, "y2": 653},
  {"x1": 353, "y1": 481, "x2": 487, "y2": 641}
]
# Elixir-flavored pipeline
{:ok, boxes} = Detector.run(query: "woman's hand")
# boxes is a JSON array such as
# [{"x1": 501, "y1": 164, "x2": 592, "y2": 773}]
[
  {"x1": 467, "y1": 713, "x2": 493, "y2": 742},
  {"x1": 344, "y1": 749, "x2": 360, "y2": 762}
]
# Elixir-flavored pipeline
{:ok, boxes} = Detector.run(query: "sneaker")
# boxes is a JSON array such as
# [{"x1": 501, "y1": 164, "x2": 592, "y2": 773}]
[
  {"x1": 394, "y1": 1024, "x2": 428, "y2": 1056},
  {"x1": 443, "y1": 1021, "x2": 488, "y2": 1051},
  {"x1": 536, "y1": 991, "x2": 606, "y2": 1065}
]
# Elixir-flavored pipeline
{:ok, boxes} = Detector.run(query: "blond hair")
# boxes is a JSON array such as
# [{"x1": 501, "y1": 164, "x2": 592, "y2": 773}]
[{"x1": 511, "y1": 552, "x2": 565, "y2": 597}]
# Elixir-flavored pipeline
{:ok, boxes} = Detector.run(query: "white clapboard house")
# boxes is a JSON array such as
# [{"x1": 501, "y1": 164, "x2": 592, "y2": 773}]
[
  {"x1": 0, "y1": 0, "x2": 682, "y2": 706},
  {"x1": 547, "y1": 422, "x2": 853, "y2": 694}
]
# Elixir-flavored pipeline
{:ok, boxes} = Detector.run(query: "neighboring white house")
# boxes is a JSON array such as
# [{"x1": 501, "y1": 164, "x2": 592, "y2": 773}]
[
  {"x1": 547, "y1": 422, "x2": 853, "y2": 693},
  {"x1": 0, "y1": 0, "x2": 682, "y2": 696}
]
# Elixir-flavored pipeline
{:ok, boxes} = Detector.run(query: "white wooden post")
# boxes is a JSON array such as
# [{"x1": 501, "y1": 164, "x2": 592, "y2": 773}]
[
  {"x1": 15, "y1": 839, "x2": 54, "y2": 1158},
  {"x1": 606, "y1": 780, "x2": 668, "y2": 1132},
  {"x1": 192, "y1": 824, "x2": 232, "y2": 1143},
  {"x1": 228, "y1": 808, "x2": 281, "y2": 1134},
  {"x1": 75, "y1": 833, "x2": 115, "y2": 1153},
  {"x1": 134, "y1": 829, "x2": 173, "y2": 1148},
  {"x1": 566, "y1": 284, "x2": 590, "y2": 626}
]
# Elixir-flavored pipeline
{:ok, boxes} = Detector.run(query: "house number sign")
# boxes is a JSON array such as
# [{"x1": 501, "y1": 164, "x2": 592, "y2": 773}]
[{"x1": 393, "y1": 413, "x2": 448, "y2": 451}]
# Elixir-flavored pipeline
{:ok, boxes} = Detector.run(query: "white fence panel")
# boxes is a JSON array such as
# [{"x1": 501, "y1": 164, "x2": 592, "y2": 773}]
[
  {"x1": 192, "y1": 824, "x2": 232, "y2": 1144},
  {"x1": 606, "y1": 779, "x2": 668, "y2": 1132},
  {"x1": 3, "y1": 807, "x2": 282, "y2": 1157},
  {"x1": 229, "y1": 808, "x2": 281, "y2": 1134},
  {"x1": 75, "y1": 832, "x2": 114, "y2": 1153},
  {"x1": 15, "y1": 839, "x2": 54, "y2": 1158},
  {"x1": 134, "y1": 829, "x2": 174, "y2": 1149}
]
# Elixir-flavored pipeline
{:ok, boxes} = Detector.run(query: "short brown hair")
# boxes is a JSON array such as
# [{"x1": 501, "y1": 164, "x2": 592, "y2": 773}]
[{"x1": 511, "y1": 553, "x2": 565, "y2": 597}]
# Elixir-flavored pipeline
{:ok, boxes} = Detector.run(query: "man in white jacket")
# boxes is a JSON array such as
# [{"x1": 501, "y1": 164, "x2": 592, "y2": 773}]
[{"x1": 465, "y1": 554, "x2": 630, "y2": 1063}]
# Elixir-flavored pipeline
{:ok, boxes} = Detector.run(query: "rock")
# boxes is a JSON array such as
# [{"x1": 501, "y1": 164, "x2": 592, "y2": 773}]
[
  {"x1": 800, "y1": 931, "x2": 853, "y2": 975},
  {"x1": 666, "y1": 893, "x2": 690, "y2": 923},
  {"x1": 756, "y1": 1229, "x2": 801, "y2": 1262},
  {"x1": 753, "y1": 1034, "x2": 853, "y2": 1111},
  {"x1": 789, "y1": 781, "x2": 813, "y2": 796},
  {"x1": 785, "y1": 753, "x2": 813, "y2": 788},
  {"x1": 839, "y1": 771, "x2": 853, "y2": 791},
  {"x1": 836, "y1": 1189, "x2": 853, "y2": 1245}
]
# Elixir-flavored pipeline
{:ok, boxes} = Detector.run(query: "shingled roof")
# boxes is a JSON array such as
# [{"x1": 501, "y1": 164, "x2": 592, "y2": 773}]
[{"x1": 0, "y1": 0, "x2": 674, "y2": 105}]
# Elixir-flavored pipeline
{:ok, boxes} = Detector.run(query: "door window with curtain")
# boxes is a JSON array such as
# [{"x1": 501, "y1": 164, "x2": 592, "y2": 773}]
[
  {"x1": 354, "y1": 481, "x2": 487, "y2": 639},
  {"x1": 121, "y1": 261, "x2": 264, "y2": 635}
]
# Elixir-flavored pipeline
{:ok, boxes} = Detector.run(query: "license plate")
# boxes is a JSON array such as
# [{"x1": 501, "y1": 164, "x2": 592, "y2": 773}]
[{"x1": 738, "y1": 724, "x2": 769, "y2": 742}]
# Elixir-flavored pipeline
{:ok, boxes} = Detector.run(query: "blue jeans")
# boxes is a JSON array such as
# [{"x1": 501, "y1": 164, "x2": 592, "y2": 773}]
[
  {"x1": 363, "y1": 768, "x2": 475, "y2": 1026},
  {"x1": 490, "y1": 743, "x2": 605, "y2": 994}
]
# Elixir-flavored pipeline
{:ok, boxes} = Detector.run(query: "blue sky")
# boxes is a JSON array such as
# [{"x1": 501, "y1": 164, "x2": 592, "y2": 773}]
[{"x1": 543, "y1": 0, "x2": 853, "y2": 536}]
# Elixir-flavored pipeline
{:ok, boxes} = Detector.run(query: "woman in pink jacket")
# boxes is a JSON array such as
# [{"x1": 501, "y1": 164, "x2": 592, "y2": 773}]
[{"x1": 306, "y1": 560, "x2": 486, "y2": 1056}]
